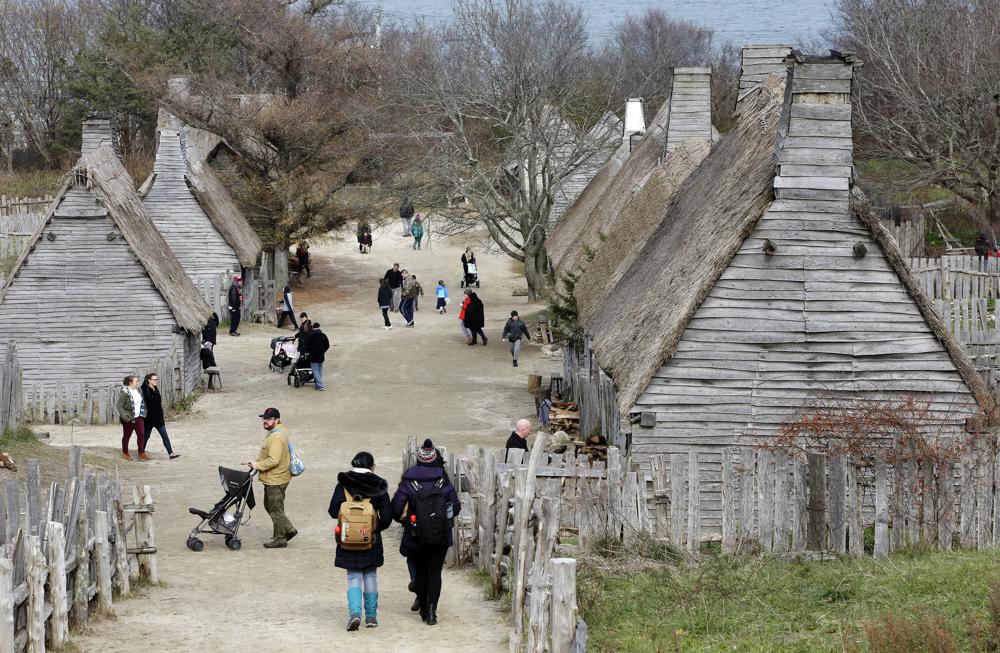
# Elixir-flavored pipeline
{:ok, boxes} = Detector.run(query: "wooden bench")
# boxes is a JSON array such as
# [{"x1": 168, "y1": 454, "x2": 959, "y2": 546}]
[{"x1": 203, "y1": 370, "x2": 222, "y2": 391}]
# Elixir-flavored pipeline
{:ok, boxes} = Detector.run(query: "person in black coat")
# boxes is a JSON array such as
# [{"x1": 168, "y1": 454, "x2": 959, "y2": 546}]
[
  {"x1": 391, "y1": 439, "x2": 461, "y2": 625},
  {"x1": 140, "y1": 373, "x2": 179, "y2": 459},
  {"x1": 227, "y1": 278, "x2": 242, "y2": 336},
  {"x1": 328, "y1": 452, "x2": 393, "y2": 631},
  {"x1": 201, "y1": 312, "x2": 219, "y2": 345},
  {"x1": 303, "y1": 323, "x2": 330, "y2": 391},
  {"x1": 464, "y1": 292, "x2": 487, "y2": 346},
  {"x1": 377, "y1": 278, "x2": 393, "y2": 329}
]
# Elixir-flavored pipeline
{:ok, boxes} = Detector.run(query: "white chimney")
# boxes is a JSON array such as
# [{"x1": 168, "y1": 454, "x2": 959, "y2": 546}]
[
  {"x1": 623, "y1": 98, "x2": 646, "y2": 146},
  {"x1": 80, "y1": 117, "x2": 119, "y2": 159}
]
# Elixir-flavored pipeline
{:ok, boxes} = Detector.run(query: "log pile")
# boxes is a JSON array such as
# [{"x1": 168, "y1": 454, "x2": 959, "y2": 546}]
[{"x1": 548, "y1": 403, "x2": 578, "y2": 432}]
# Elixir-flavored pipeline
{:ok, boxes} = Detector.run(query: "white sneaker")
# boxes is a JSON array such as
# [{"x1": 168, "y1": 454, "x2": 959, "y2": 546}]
[{"x1": 386, "y1": 325, "x2": 393, "y2": 330}]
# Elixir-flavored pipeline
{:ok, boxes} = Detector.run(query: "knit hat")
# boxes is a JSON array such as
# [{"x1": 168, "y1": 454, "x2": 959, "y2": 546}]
[
  {"x1": 417, "y1": 439, "x2": 438, "y2": 463},
  {"x1": 464, "y1": 288, "x2": 473, "y2": 296}
]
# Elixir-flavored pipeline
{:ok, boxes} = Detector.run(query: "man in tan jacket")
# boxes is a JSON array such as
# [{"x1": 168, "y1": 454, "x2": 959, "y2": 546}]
[{"x1": 246, "y1": 407, "x2": 297, "y2": 548}]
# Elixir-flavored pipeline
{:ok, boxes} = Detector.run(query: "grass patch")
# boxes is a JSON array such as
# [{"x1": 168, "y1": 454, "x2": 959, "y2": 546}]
[
  {"x1": 578, "y1": 546, "x2": 1000, "y2": 652},
  {"x1": 0, "y1": 254, "x2": 16, "y2": 275},
  {"x1": 0, "y1": 170, "x2": 62, "y2": 198},
  {"x1": 0, "y1": 425, "x2": 116, "y2": 483},
  {"x1": 168, "y1": 389, "x2": 202, "y2": 417}
]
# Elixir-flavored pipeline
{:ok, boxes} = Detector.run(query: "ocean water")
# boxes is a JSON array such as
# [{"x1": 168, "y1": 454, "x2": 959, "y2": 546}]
[{"x1": 357, "y1": 0, "x2": 836, "y2": 47}]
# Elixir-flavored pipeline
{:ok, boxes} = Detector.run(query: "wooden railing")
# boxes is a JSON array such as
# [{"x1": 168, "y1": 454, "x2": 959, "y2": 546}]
[{"x1": 0, "y1": 447, "x2": 158, "y2": 651}]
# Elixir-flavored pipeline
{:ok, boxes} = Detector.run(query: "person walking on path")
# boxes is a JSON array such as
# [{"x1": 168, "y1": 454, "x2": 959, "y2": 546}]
[
  {"x1": 411, "y1": 274, "x2": 424, "y2": 311},
  {"x1": 461, "y1": 247, "x2": 477, "y2": 286},
  {"x1": 227, "y1": 276, "x2": 243, "y2": 337},
  {"x1": 246, "y1": 407, "x2": 298, "y2": 548},
  {"x1": 400, "y1": 271, "x2": 421, "y2": 327},
  {"x1": 277, "y1": 285, "x2": 299, "y2": 329},
  {"x1": 464, "y1": 291, "x2": 487, "y2": 346},
  {"x1": 435, "y1": 280, "x2": 448, "y2": 314},
  {"x1": 328, "y1": 451, "x2": 393, "y2": 631},
  {"x1": 502, "y1": 310, "x2": 530, "y2": 367},
  {"x1": 399, "y1": 197, "x2": 415, "y2": 236},
  {"x1": 458, "y1": 289, "x2": 473, "y2": 344},
  {"x1": 392, "y1": 439, "x2": 461, "y2": 626},
  {"x1": 360, "y1": 229, "x2": 373, "y2": 254},
  {"x1": 411, "y1": 215, "x2": 425, "y2": 250},
  {"x1": 141, "y1": 373, "x2": 180, "y2": 459},
  {"x1": 505, "y1": 419, "x2": 532, "y2": 463},
  {"x1": 296, "y1": 242, "x2": 312, "y2": 278},
  {"x1": 384, "y1": 263, "x2": 403, "y2": 312},
  {"x1": 202, "y1": 312, "x2": 219, "y2": 346},
  {"x1": 378, "y1": 278, "x2": 393, "y2": 330},
  {"x1": 976, "y1": 233, "x2": 991, "y2": 271},
  {"x1": 117, "y1": 376, "x2": 150, "y2": 461},
  {"x1": 304, "y1": 322, "x2": 330, "y2": 390},
  {"x1": 294, "y1": 313, "x2": 312, "y2": 342}
]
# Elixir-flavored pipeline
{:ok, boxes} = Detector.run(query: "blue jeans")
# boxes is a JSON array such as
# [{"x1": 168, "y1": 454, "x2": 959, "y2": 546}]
[
  {"x1": 400, "y1": 298, "x2": 415, "y2": 324},
  {"x1": 144, "y1": 424, "x2": 174, "y2": 455},
  {"x1": 347, "y1": 568, "x2": 378, "y2": 618},
  {"x1": 310, "y1": 362, "x2": 324, "y2": 390}
]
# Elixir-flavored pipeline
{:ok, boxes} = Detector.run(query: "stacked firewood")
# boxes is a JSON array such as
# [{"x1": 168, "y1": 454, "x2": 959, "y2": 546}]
[{"x1": 547, "y1": 402, "x2": 578, "y2": 432}]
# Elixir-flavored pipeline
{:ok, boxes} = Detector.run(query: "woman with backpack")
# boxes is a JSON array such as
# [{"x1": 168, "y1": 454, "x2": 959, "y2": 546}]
[
  {"x1": 328, "y1": 452, "x2": 393, "y2": 631},
  {"x1": 392, "y1": 439, "x2": 461, "y2": 626}
]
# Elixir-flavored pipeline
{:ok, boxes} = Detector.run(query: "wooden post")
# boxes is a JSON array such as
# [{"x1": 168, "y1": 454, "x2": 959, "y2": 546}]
[
  {"x1": 550, "y1": 559, "x2": 577, "y2": 653},
  {"x1": 527, "y1": 374, "x2": 542, "y2": 394},
  {"x1": 773, "y1": 450, "x2": 788, "y2": 554},
  {"x1": 0, "y1": 558, "x2": 13, "y2": 653},
  {"x1": 478, "y1": 449, "x2": 496, "y2": 573},
  {"x1": 650, "y1": 455, "x2": 670, "y2": 540},
  {"x1": 606, "y1": 447, "x2": 622, "y2": 540},
  {"x1": 806, "y1": 453, "x2": 826, "y2": 551},
  {"x1": 668, "y1": 454, "x2": 685, "y2": 546},
  {"x1": 510, "y1": 432, "x2": 548, "y2": 653},
  {"x1": 72, "y1": 489, "x2": 88, "y2": 626},
  {"x1": 112, "y1": 500, "x2": 130, "y2": 597},
  {"x1": 721, "y1": 449, "x2": 736, "y2": 553},
  {"x1": 526, "y1": 499, "x2": 560, "y2": 653},
  {"x1": 45, "y1": 522, "x2": 68, "y2": 650},
  {"x1": 791, "y1": 455, "x2": 807, "y2": 553},
  {"x1": 939, "y1": 454, "x2": 955, "y2": 551},
  {"x1": 133, "y1": 486, "x2": 158, "y2": 582},
  {"x1": 686, "y1": 451, "x2": 700, "y2": 555},
  {"x1": 491, "y1": 472, "x2": 515, "y2": 593},
  {"x1": 828, "y1": 454, "x2": 847, "y2": 555},
  {"x1": 739, "y1": 449, "x2": 756, "y2": 550},
  {"x1": 874, "y1": 454, "x2": 890, "y2": 559},
  {"x1": 757, "y1": 449, "x2": 774, "y2": 552},
  {"x1": 94, "y1": 511, "x2": 112, "y2": 613},
  {"x1": 960, "y1": 447, "x2": 976, "y2": 549},
  {"x1": 26, "y1": 460, "x2": 41, "y2": 536},
  {"x1": 26, "y1": 535, "x2": 45, "y2": 653},
  {"x1": 846, "y1": 462, "x2": 863, "y2": 557}
]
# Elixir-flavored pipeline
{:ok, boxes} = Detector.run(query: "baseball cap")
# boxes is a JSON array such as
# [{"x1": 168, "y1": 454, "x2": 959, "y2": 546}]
[{"x1": 259, "y1": 407, "x2": 280, "y2": 419}]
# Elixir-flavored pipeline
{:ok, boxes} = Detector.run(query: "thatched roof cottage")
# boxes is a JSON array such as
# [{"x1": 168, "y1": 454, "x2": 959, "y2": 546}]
[
  {"x1": 0, "y1": 119, "x2": 212, "y2": 410},
  {"x1": 578, "y1": 52, "x2": 991, "y2": 531}
]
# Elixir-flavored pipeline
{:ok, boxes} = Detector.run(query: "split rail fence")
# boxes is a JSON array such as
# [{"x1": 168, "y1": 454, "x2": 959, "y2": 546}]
[
  {"x1": 1, "y1": 446, "x2": 158, "y2": 652},
  {"x1": 0, "y1": 198, "x2": 51, "y2": 218}
]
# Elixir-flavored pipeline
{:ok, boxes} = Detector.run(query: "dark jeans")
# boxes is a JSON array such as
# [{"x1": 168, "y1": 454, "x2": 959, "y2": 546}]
[
  {"x1": 298, "y1": 257, "x2": 311, "y2": 277},
  {"x1": 144, "y1": 423, "x2": 174, "y2": 455},
  {"x1": 400, "y1": 297, "x2": 415, "y2": 324},
  {"x1": 277, "y1": 310, "x2": 298, "y2": 329},
  {"x1": 470, "y1": 327, "x2": 487, "y2": 344},
  {"x1": 381, "y1": 307, "x2": 391, "y2": 327},
  {"x1": 121, "y1": 417, "x2": 145, "y2": 454},
  {"x1": 229, "y1": 308, "x2": 241, "y2": 334},
  {"x1": 412, "y1": 546, "x2": 449, "y2": 606},
  {"x1": 263, "y1": 483, "x2": 295, "y2": 542}
]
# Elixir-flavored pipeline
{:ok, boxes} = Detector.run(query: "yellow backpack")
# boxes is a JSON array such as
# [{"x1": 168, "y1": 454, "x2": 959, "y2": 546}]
[{"x1": 337, "y1": 495, "x2": 377, "y2": 551}]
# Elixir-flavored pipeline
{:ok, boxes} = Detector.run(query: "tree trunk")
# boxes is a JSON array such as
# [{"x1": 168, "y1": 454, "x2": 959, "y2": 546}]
[{"x1": 523, "y1": 245, "x2": 550, "y2": 302}]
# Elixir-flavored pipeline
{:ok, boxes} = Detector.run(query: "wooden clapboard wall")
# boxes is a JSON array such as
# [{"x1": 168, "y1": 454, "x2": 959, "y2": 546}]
[
  {"x1": 0, "y1": 186, "x2": 193, "y2": 393},
  {"x1": 631, "y1": 56, "x2": 979, "y2": 532},
  {"x1": 142, "y1": 129, "x2": 240, "y2": 286},
  {"x1": 737, "y1": 45, "x2": 793, "y2": 108},
  {"x1": 665, "y1": 67, "x2": 712, "y2": 152}
]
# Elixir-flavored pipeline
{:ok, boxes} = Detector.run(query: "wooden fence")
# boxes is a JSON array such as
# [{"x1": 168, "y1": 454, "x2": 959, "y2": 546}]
[
  {"x1": 882, "y1": 215, "x2": 926, "y2": 257},
  {"x1": 0, "y1": 214, "x2": 44, "y2": 260},
  {"x1": 562, "y1": 344, "x2": 621, "y2": 447},
  {"x1": 0, "y1": 197, "x2": 52, "y2": 218},
  {"x1": 908, "y1": 255, "x2": 1000, "y2": 303},
  {"x1": 0, "y1": 343, "x2": 23, "y2": 436},
  {"x1": 0, "y1": 447, "x2": 158, "y2": 652}
]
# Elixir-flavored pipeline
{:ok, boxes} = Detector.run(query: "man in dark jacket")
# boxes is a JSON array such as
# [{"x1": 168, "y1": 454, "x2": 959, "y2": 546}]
[
  {"x1": 392, "y1": 439, "x2": 461, "y2": 626},
  {"x1": 202, "y1": 312, "x2": 219, "y2": 345},
  {"x1": 304, "y1": 323, "x2": 330, "y2": 391},
  {"x1": 328, "y1": 451, "x2": 393, "y2": 630},
  {"x1": 464, "y1": 292, "x2": 487, "y2": 346},
  {"x1": 505, "y1": 418, "x2": 531, "y2": 463},
  {"x1": 399, "y1": 197, "x2": 415, "y2": 236},
  {"x1": 501, "y1": 310, "x2": 531, "y2": 367},
  {"x1": 227, "y1": 277, "x2": 242, "y2": 336},
  {"x1": 384, "y1": 263, "x2": 404, "y2": 312}
]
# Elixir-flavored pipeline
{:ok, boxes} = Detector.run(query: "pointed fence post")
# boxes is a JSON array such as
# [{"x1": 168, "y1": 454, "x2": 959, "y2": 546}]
[
  {"x1": 94, "y1": 511, "x2": 112, "y2": 614},
  {"x1": 0, "y1": 558, "x2": 12, "y2": 653},
  {"x1": 26, "y1": 534, "x2": 46, "y2": 653},
  {"x1": 45, "y1": 522, "x2": 68, "y2": 650},
  {"x1": 550, "y1": 559, "x2": 578, "y2": 653}
]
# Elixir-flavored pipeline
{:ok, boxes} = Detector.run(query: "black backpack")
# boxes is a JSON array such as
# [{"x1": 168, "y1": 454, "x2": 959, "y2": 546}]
[{"x1": 411, "y1": 478, "x2": 449, "y2": 548}]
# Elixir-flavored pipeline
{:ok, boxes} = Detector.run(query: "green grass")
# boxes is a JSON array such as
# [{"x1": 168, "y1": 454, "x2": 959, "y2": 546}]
[
  {"x1": 0, "y1": 170, "x2": 62, "y2": 198},
  {"x1": 578, "y1": 545, "x2": 1000, "y2": 652}
]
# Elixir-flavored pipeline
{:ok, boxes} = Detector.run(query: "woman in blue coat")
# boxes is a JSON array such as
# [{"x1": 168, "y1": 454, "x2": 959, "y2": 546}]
[
  {"x1": 391, "y1": 439, "x2": 461, "y2": 626},
  {"x1": 328, "y1": 452, "x2": 393, "y2": 631}
]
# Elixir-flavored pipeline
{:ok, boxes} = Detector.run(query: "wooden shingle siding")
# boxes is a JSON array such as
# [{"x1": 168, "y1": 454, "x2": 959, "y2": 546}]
[
  {"x1": 632, "y1": 57, "x2": 979, "y2": 534},
  {"x1": 143, "y1": 130, "x2": 239, "y2": 285},
  {"x1": 738, "y1": 45, "x2": 792, "y2": 105},
  {"x1": 666, "y1": 67, "x2": 712, "y2": 152},
  {"x1": 0, "y1": 187, "x2": 182, "y2": 391}
]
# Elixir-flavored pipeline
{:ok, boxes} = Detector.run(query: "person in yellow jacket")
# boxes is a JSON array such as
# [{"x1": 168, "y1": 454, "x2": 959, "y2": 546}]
[{"x1": 246, "y1": 407, "x2": 298, "y2": 548}]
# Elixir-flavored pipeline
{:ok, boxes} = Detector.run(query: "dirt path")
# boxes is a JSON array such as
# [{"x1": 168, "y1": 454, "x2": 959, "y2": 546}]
[{"x1": 46, "y1": 225, "x2": 550, "y2": 652}]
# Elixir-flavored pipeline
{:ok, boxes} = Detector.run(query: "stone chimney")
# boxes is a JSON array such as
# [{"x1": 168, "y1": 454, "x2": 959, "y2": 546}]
[
  {"x1": 737, "y1": 45, "x2": 793, "y2": 110},
  {"x1": 623, "y1": 98, "x2": 645, "y2": 150},
  {"x1": 665, "y1": 67, "x2": 712, "y2": 152},
  {"x1": 80, "y1": 116, "x2": 119, "y2": 159}
]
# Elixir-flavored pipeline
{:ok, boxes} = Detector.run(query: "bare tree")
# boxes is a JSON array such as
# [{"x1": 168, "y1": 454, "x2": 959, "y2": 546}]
[
  {"x1": 837, "y1": 0, "x2": 1000, "y2": 227},
  {"x1": 388, "y1": 0, "x2": 620, "y2": 300}
]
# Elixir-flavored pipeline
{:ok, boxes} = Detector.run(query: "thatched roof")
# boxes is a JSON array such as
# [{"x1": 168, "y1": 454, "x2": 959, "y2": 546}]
[
  {"x1": 585, "y1": 76, "x2": 787, "y2": 413},
  {"x1": 575, "y1": 138, "x2": 711, "y2": 326},
  {"x1": 0, "y1": 146, "x2": 213, "y2": 334},
  {"x1": 548, "y1": 98, "x2": 672, "y2": 277}
]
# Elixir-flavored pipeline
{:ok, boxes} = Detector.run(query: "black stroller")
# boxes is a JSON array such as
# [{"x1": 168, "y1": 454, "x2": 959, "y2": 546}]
[
  {"x1": 287, "y1": 351, "x2": 314, "y2": 388},
  {"x1": 460, "y1": 261, "x2": 480, "y2": 288},
  {"x1": 269, "y1": 336, "x2": 297, "y2": 373},
  {"x1": 186, "y1": 466, "x2": 256, "y2": 551}
]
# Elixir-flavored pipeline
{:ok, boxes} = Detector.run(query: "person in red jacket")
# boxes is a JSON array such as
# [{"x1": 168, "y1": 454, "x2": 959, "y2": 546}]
[{"x1": 458, "y1": 288, "x2": 473, "y2": 345}]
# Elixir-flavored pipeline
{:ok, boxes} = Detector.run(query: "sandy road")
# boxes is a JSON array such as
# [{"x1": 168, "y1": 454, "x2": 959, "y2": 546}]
[{"x1": 46, "y1": 225, "x2": 549, "y2": 652}]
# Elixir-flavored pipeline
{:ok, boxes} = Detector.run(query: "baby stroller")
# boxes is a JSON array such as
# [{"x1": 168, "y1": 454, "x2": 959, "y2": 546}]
[
  {"x1": 287, "y1": 351, "x2": 314, "y2": 388},
  {"x1": 186, "y1": 466, "x2": 256, "y2": 551},
  {"x1": 460, "y1": 262, "x2": 481, "y2": 288},
  {"x1": 269, "y1": 336, "x2": 298, "y2": 372}
]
